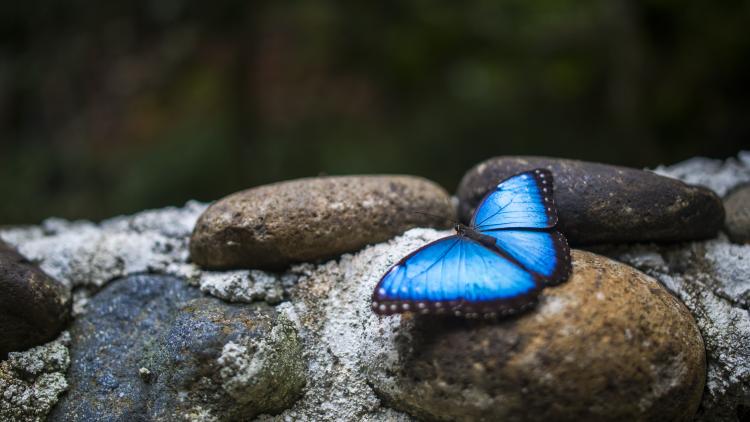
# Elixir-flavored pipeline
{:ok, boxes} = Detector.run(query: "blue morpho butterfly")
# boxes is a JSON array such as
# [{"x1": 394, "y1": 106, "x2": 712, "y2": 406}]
[{"x1": 372, "y1": 169, "x2": 571, "y2": 318}]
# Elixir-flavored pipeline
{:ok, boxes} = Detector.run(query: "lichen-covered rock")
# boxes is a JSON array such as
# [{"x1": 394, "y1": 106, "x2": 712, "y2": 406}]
[
  {"x1": 724, "y1": 183, "x2": 750, "y2": 243},
  {"x1": 190, "y1": 175, "x2": 455, "y2": 270},
  {"x1": 0, "y1": 332, "x2": 70, "y2": 422},
  {"x1": 456, "y1": 156, "x2": 724, "y2": 245},
  {"x1": 1, "y1": 154, "x2": 746, "y2": 421},
  {"x1": 0, "y1": 239, "x2": 71, "y2": 357},
  {"x1": 49, "y1": 275, "x2": 305, "y2": 422},
  {"x1": 367, "y1": 250, "x2": 706, "y2": 422}
]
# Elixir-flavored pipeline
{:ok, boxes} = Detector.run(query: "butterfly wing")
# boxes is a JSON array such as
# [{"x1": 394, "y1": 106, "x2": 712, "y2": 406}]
[
  {"x1": 372, "y1": 235, "x2": 540, "y2": 316},
  {"x1": 470, "y1": 168, "x2": 570, "y2": 285},
  {"x1": 471, "y1": 169, "x2": 557, "y2": 230},
  {"x1": 483, "y1": 229, "x2": 571, "y2": 286}
]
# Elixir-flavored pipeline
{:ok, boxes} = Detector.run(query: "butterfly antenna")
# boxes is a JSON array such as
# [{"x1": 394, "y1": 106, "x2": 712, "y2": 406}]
[{"x1": 413, "y1": 210, "x2": 460, "y2": 226}]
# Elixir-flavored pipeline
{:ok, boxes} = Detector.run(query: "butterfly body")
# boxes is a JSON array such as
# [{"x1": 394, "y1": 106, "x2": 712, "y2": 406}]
[
  {"x1": 454, "y1": 224, "x2": 497, "y2": 250},
  {"x1": 372, "y1": 169, "x2": 571, "y2": 318}
]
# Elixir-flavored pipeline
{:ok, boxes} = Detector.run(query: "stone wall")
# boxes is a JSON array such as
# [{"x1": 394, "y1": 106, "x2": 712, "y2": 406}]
[{"x1": 0, "y1": 152, "x2": 748, "y2": 421}]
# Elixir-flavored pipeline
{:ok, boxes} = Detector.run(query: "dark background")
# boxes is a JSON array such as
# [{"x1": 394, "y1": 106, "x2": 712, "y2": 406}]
[{"x1": 1, "y1": 1, "x2": 748, "y2": 224}]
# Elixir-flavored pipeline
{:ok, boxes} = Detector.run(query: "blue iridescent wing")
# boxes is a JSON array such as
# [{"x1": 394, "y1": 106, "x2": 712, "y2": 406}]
[
  {"x1": 372, "y1": 236, "x2": 540, "y2": 316},
  {"x1": 470, "y1": 169, "x2": 557, "y2": 230},
  {"x1": 483, "y1": 229, "x2": 571, "y2": 286},
  {"x1": 470, "y1": 169, "x2": 570, "y2": 285}
]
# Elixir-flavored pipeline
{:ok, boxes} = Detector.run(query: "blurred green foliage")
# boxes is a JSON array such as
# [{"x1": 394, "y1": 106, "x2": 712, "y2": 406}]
[{"x1": 1, "y1": 1, "x2": 749, "y2": 224}]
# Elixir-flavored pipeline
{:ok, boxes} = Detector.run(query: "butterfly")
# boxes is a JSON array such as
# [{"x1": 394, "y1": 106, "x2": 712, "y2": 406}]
[{"x1": 372, "y1": 169, "x2": 571, "y2": 318}]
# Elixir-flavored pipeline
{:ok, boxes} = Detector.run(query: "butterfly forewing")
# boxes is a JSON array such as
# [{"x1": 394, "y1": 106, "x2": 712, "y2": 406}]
[{"x1": 471, "y1": 169, "x2": 557, "y2": 230}]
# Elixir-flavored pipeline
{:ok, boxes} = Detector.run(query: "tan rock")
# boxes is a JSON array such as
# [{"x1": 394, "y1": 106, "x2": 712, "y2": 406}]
[
  {"x1": 370, "y1": 250, "x2": 706, "y2": 422},
  {"x1": 190, "y1": 175, "x2": 455, "y2": 270},
  {"x1": 724, "y1": 183, "x2": 750, "y2": 243}
]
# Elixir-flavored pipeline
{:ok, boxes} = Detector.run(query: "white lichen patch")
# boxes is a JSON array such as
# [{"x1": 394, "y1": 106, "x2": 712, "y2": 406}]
[
  {"x1": 0, "y1": 332, "x2": 71, "y2": 422},
  {"x1": 653, "y1": 151, "x2": 750, "y2": 196},
  {"x1": 0, "y1": 201, "x2": 207, "y2": 294},
  {"x1": 703, "y1": 239, "x2": 750, "y2": 303},
  {"x1": 197, "y1": 270, "x2": 297, "y2": 305}
]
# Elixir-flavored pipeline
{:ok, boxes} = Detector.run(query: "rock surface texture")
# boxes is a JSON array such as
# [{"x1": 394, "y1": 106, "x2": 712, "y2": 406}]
[
  {"x1": 49, "y1": 274, "x2": 305, "y2": 422},
  {"x1": 190, "y1": 175, "x2": 455, "y2": 270},
  {"x1": 0, "y1": 239, "x2": 71, "y2": 357},
  {"x1": 456, "y1": 156, "x2": 725, "y2": 245},
  {"x1": 0, "y1": 154, "x2": 747, "y2": 421},
  {"x1": 723, "y1": 183, "x2": 750, "y2": 243},
  {"x1": 0, "y1": 332, "x2": 70, "y2": 422}
]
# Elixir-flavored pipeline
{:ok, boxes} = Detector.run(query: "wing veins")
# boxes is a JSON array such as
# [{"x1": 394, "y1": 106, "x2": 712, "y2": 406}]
[
  {"x1": 406, "y1": 237, "x2": 461, "y2": 280},
  {"x1": 475, "y1": 196, "x2": 515, "y2": 228}
]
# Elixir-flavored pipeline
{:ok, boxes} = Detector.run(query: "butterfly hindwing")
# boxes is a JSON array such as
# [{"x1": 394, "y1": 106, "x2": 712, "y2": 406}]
[
  {"x1": 483, "y1": 229, "x2": 571, "y2": 285},
  {"x1": 372, "y1": 236, "x2": 540, "y2": 316},
  {"x1": 471, "y1": 169, "x2": 557, "y2": 230}
]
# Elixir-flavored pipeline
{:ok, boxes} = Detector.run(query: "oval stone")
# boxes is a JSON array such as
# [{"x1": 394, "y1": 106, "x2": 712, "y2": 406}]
[
  {"x1": 457, "y1": 156, "x2": 724, "y2": 245},
  {"x1": 369, "y1": 250, "x2": 706, "y2": 422},
  {"x1": 0, "y1": 239, "x2": 71, "y2": 358},
  {"x1": 724, "y1": 183, "x2": 750, "y2": 243},
  {"x1": 190, "y1": 175, "x2": 454, "y2": 269}
]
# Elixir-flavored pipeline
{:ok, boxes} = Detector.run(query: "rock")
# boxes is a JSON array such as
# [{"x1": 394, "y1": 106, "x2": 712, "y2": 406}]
[
  {"x1": 49, "y1": 275, "x2": 305, "y2": 422},
  {"x1": 456, "y1": 156, "x2": 724, "y2": 245},
  {"x1": 190, "y1": 175, "x2": 455, "y2": 270},
  {"x1": 724, "y1": 183, "x2": 750, "y2": 243},
  {"x1": 0, "y1": 239, "x2": 71, "y2": 357},
  {"x1": 0, "y1": 332, "x2": 71, "y2": 422},
  {"x1": 368, "y1": 250, "x2": 706, "y2": 422}
]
